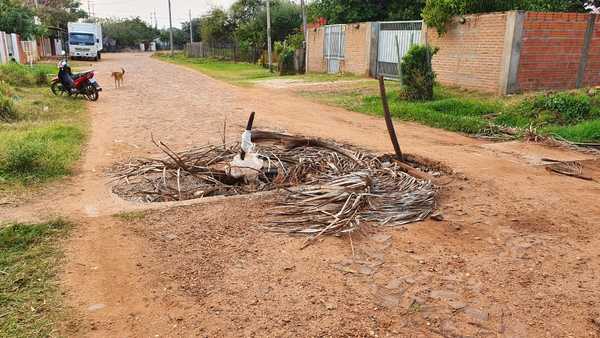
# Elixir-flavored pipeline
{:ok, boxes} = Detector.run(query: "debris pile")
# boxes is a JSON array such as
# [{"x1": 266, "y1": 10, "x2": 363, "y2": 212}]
[{"x1": 111, "y1": 130, "x2": 437, "y2": 239}]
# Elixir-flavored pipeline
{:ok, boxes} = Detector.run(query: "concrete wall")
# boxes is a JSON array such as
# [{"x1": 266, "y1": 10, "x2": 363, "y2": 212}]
[
  {"x1": 306, "y1": 23, "x2": 372, "y2": 76},
  {"x1": 426, "y1": 12, "x2": 510, "y2": 93}
]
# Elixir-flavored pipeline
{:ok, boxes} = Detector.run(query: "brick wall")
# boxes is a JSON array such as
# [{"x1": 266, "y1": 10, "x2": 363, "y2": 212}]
[
  {"x1": 584, "y1": 15, "x2": 600, "y2": 87},
  {"x1": 427, "y1": 12, "x2": 509, "y2": 93},
  {"x1": 342, "y1": 22, "x2": 371, "y2": 76},
  {"x1": 306, "y1": 23, "x2": 372, "y2": 75},
  {"x1": 517, "y1": 12, "x2": 590, "y2": 91},
  {"x1": 307, "y1": 27, "x2": 325, "y2": 73}
]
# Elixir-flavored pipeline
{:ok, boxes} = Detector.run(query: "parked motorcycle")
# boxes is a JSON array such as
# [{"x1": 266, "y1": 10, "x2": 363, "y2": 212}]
[{"x1": 50, "y1": 57, "x2": 102, "y2": 101}]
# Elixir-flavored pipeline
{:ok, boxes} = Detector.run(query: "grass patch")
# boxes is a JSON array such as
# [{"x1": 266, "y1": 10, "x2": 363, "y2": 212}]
[
  {"x1": 0, "y1": 63, "x2": 54, "y2": 87},
  {"x1": 0, "y1": 86, "x2": 87, "y2": 187},
  {"x1": 302, "y1": 81, "x2": 600, "y2": 142},
  {"x1": 0, "y1": 218, "x2": 71, "y2": 337},
  {"x1": 155, "y1": 53, "x2": 276, "y2": 86},
  {"x1": 155, "y1": 52, "x2": 360, "y2": 86},
  {"x1": 113, "y1": 211, "x2": 147, "y2": 222},
  {"x1": 542, "y1": 120, "x2": 600, "y2": 143}
]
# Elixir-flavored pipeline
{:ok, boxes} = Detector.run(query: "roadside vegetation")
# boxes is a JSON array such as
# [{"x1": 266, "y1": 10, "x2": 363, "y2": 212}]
[
  {"x1": 0, "y1": 63, "x2": 87, "y2": 190},
  {"x1": 301, "y1": 82, "x2": 600, "y2": 143},
  {"x1": 155, "y1": 52, "x2": 359, "y2": 86},
  {"x1": 0, "y1": 218, "x2": 71, "y2": 337}
]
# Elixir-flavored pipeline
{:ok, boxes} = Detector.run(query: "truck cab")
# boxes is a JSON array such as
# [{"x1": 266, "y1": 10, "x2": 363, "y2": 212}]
[{"x1": 68, "y1": 23, "x2": 103, "y2": 61}]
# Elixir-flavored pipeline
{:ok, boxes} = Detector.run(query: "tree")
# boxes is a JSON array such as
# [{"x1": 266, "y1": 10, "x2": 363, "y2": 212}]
[
  {"x1": 307, "y1": 0, "x2": 425, "y2": 24},
  {"x1": 199, "y1": 8, "x2": 234, "y2": 44},
  {"x1": 234, "y1": 0, "x2": 302, "y2": 49},
  {"x1": 35, "y1": 0, "x2": 87, "y2": 31},
  {"x1": 182, "y1": 18, "x2": 202, "y2": 43},
  {"x1": 0, "y1": 0, "x2": 45, "y2": 38},
  {"x1": 159, "y1": 27, "x2": 187, "y2": 49},
  {"x1": 423, "y1": 0, "x2": 591, "y2": 35},
  {"x1": 100, "y1": 17, "x2": 158, "y2": 49}
]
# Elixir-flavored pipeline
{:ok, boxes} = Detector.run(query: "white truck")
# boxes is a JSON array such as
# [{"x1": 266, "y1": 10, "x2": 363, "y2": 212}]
[{"x1": 67, "y1": 22, "x2": 103, "y2": 61}]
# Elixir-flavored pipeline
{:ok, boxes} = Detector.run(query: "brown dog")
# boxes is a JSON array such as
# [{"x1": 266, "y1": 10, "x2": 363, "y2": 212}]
[{"x1": 111, "y1": 68, "x2": 125, "y2": 88}]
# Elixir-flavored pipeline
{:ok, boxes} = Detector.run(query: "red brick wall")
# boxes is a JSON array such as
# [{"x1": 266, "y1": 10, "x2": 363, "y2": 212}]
[
  {"x1": 583, "y1": 15, "x2": 600, "y2": 87},
  {"x1": 427, "y1": 12, "x2": 509, "y2": 93},
  {"x1": 517, "y1": 12, "x2": 590, "y2": 91}
]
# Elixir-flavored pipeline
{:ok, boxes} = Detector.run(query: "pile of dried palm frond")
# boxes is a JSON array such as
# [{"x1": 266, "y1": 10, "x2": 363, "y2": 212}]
[{"x1": 111, "y1": 130, "x2": 437, "y2": 240}]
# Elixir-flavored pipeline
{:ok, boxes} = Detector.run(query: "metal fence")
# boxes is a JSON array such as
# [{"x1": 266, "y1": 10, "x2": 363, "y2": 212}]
[
  {"x1": 185, "y1": 42, "x2": 262, "y2": 63},
  {"x1": 323, "y1": 24, "x2": 346, "y2": 74},
  {"x1": 376, "y1": 21, "x2": 422, "y2": 79}
]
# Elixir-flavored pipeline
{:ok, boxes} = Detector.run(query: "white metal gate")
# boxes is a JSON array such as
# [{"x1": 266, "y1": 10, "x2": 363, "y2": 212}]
[
  {"x1": 377, "y1": 21, "x2": 422, "y2": 79},
  {"x1": 324, "y1": 24, "x2": 345, "y2": 74}
]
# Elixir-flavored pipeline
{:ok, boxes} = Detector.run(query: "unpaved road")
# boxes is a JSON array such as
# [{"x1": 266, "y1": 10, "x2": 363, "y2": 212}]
[{"x1": 2, "y1": 53, "x2": 600, "y2": 337}]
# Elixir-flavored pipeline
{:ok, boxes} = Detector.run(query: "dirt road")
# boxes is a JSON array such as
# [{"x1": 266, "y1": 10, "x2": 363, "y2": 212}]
[{"x1": 2, "y1": 53, "x2": 600, "y2": 337}]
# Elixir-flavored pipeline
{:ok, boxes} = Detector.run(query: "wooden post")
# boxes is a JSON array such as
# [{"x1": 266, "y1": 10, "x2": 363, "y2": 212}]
[{"x1": 378, "y1": 76, "x2": 403, "y2": 161}]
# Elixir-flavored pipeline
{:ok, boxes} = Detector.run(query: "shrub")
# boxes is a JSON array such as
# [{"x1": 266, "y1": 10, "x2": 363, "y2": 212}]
[
  {"x1": 400, "y1": 45, "x2": 438, "y2": 100},
  {"x1": 274, "y1": 39, "x2": 297, "y2": 76},
  {"x1": 422, "y1": 0, "x2": 463, "y2": 35}
]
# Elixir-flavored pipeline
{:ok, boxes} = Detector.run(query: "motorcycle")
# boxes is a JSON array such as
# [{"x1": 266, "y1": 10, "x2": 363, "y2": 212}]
[{"x1": 50, "y1": 58, "x2": 102, "y2": 101}]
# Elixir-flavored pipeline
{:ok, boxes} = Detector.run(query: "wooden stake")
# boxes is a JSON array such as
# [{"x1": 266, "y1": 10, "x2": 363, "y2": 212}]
[{"x1": 378, "y1": 76, "x2": 403, "y2": 161}]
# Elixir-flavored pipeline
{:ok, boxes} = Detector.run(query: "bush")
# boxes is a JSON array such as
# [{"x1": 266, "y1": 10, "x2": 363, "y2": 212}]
[
  {"x1": 274, "y1": 39, "x2": 298, "y2": 76},
  {"x1": 400, "y1": 45, "x2": 438, "y2": 100}
]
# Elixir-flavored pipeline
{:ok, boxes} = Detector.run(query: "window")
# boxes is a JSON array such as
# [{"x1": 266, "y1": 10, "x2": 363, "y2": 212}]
[{"x1": 69, "y1": 33, "x2": 95, "y2": 46}]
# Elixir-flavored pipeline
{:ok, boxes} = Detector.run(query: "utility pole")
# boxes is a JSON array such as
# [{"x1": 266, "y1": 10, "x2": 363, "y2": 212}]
[
  {"x1": 87, "y1": 0, "x2": 91, "y2": 15},
  {"x1": 154, "y1": 10, "x2": 158, "y2": 30},
  {"x1": 189, "y1": 9, "x2": 193, "y2": 44},
  {"x1": 168, "y1": 0, "x2": 174, "y2": 56},
  {"x1": 266, "y1": 0, "x2": 272, "y2": 72}
]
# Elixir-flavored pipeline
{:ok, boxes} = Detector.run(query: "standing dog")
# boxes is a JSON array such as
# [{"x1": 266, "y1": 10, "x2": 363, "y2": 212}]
[{"x1": 111, "y1": 68, "x2": 125, "y2": 88}]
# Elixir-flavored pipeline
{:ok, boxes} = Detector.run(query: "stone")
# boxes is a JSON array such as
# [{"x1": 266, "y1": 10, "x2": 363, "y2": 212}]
[
  {"x1": 377, "y1": 294, "x2": 400, "y2": 309},
  {"x1": 448, "y1": 300, "x2": 467, "y2": 310},
  {"x1": 431, "y1": 212, "x2": 444, "y2": 221},
  {"x1": 464, "y1": 307, "x2": 489, "y2": 322},
  {"x1": 87, "y1": 303, "x2": 106, "y2": 312},
  {"x1": 430, "y1": 290, "x2": 462, "y2": 302},
  {"x1": 370, "y1": 233, "x2": 392, "y2": 243},
  {"x1": 385, "y1": 278, "x2": 404, "y2": 290}
]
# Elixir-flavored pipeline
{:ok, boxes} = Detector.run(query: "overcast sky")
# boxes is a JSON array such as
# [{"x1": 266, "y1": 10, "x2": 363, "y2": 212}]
[{"x1": 89, "y1": 0, "x2": 238, "y2": 28}]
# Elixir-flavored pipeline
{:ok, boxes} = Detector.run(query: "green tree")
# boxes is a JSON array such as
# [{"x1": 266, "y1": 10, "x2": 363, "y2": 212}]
[
  {"x1": 234, "y1": 0, "x2": 302, "y2": 49},
  {"x1": 423, "y1": 0, "x2": 590, "y2": 35},
  {"x1": 307, "y1": 0, "x2": 425, "y2": 24},
  {"x1": 0, "y1": 0, "x2": 45, "y2": 38},
  {"x1": 35, "y1": 0, "x2": 87, "y2": 31},
  {"x1": 100, "y1": 17, "x2": 158, "y2": 49},
  {"x1": 159, "y1": 27, "x2": 187, "y2": 49},
  {"x1": 199, "y1": 8, "x2": 234, "y2": 44},
  {"x1": 182, "y1": 18, "x2": 201, "y2": 43}
]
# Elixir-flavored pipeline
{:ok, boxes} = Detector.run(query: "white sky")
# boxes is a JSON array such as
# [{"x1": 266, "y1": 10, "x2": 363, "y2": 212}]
[{"x1": 88, "y1": 0, "x2": 238, "y2": 28}]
